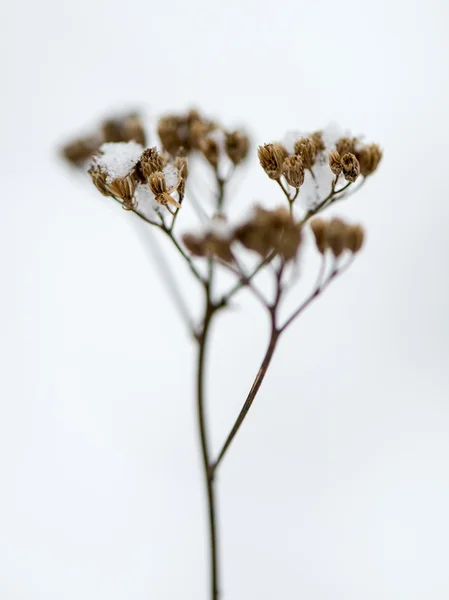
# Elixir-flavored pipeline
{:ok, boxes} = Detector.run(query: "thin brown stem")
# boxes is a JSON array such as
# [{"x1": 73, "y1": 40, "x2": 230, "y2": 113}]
[
  {"x1": 212, "y1": 324, "x2": 280, "y2": 472},
  {"x1": 196, "y1": 299, "x2": 220, "y2": 600}
]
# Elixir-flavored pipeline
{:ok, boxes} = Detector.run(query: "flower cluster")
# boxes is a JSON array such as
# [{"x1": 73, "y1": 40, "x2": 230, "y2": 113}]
[
  {"x1": 257, "y1": 128, "x2": 382, "y2": 210},
  {"x1": 158, "y1": 109, "x2": 250, "y2": 169},
  {"x1": 88, "y1": 142, "x2": 186, "y2": 212},
  {"x1": 61, "y1": 112, "x2": 146, "y2": 166}
]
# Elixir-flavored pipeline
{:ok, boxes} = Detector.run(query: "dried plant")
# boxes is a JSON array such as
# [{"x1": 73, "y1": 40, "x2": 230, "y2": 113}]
[{"x1": 61, "y1": 109, "x2": 382, "y2": 600}]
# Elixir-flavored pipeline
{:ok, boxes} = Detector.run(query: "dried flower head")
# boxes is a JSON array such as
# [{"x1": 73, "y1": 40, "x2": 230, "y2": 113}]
[
  {"x1": 346, "y1": 224, "x2": 365, "y2": 253},
  {"x1": 341, "y1": 152, "x2": 360, "y2": 182},
  {"x1": 62, "y1": 137, "x2": 98, "y2": 166},
  {"x1": 157, "y1": 116, "x2": 186, "y2": 155},
  {"x1": 258, "y1": 143, "x2": 288, "y2": 180},
  {"x1": 121, "y1": 114, "x2": 146, "y2": 146},
  {"x1": 148, "y1": 171, "x2": 181, "y2": 208},
  {"x1": 356, "y1": 144, "x2": 382, "y2": 176},
  {"x1": 140, "y1": 147, "x2": 165, "y2": 179},
  {"x1": 173, "y1": 155, "x2": 189, "y2": 198},
  {"x1": 282, "y1": 155, "x2": 305, "y2": 188},
  {"x1": 107, "y1": 175, "x2": 136, "y2": 210},
  {"x1": 329, "y1": 150, "x2": 343, "y2": 176},
  {"x1": 225, "y1": 131, "x2": 250, "y2": 165},
  {"x1": 189, "y1": 120, "x2": 212, "y2": 150},
  {"x1": 235, "y1": 206, "x2": 302, "y2": 261},
  {"x1": 88, "y1": 165, "x2": 111, "y2": 197},
  {"x1": 326, "y1": 217, "x2": 349, "y2": 257},
  {"x1": 200, "y1": 137, "x2": 220, "y2": 169},
  {"x1": 183, "y1": 233, "x2": 207, "y2": 257},
  {"x1": 336, "y1": 137, "x2": 357, "y2": 156},
  {"x1": 310, "y1": 131, "x2": 325, "y2": 152},
  {"x1": 310, "y1": 218, "x2": 328, "y2": 254},
  {"x1": 294, "y1": 138, "x2": 318, "y2": 170}
]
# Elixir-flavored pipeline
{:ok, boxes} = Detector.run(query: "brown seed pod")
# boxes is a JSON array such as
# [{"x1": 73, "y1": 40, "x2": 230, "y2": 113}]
[
  {"x1": 257, "y1": 143, "x2": 288, "y2": 180},
  {"x1": 329, "y1": 150, "x2": 343, "y2": 176},
  {"x1": 88, "y1": 165, "x2": 111, "y2": 197},
  {"x1": 310, "y1": 218, "x2": 328, "y2": 254},
  {"x1": 294, "y1": 138, "x2": 317, "y2": 170},
  {"x1": 107, "y1": 175, "x2": 136, "y2": 209},
  {"x1": 225, "y1": 131, "x2": 250, "y2": 165},
  {"x1": 282, "y1": 155, "x2": 305, "y2": 188},
  {"x1": 341, "y1": 152, "x2": 360, "y2": 182},
  {"x1": 356, "y1": 144, "x2": 382, "y2": 176},
  {"x1": 346, "y1": 224, "x2": 365, "y2": 253}
]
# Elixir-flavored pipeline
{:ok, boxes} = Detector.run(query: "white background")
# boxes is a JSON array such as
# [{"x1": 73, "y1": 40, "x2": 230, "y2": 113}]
[{"x1": 2, "y1": 0, "x2": 449, "y2": 598}]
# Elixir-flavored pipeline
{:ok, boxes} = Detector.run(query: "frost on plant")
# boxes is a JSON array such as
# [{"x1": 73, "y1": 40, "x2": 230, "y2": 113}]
[{"x1": 60, "y1": 108, "x2": 382, "y2": 600}]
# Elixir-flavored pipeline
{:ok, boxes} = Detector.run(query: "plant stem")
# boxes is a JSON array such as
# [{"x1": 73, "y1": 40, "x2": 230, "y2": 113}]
[
  {"x1": 212, "y1": 324, "x2": 279, "y2": 472},
  {"x1": 196, "y1": 300, "x2": 219, "y2": 600}
]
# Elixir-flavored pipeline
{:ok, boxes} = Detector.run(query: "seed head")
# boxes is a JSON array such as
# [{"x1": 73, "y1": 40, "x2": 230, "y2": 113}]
[
  {"x1": 356, "y1": 144, "x2": 382, "y2": 176},
  {"x1": 328, "y1": 150, "x2": 343, "y2": 176},
  {"x1": 336, "y1": 137, "x2": 357, "y2": 156},
  {"x1": 310, "y1": 218, "x2": 328, "y2": 254},
  {"x1": 140, "y1": 147, "x2": 164, "y2": 180},
  {"x1": 157, "y1": 116, "x2": 185, "y2": 155},
  {"x1": 174, "y1": 155, "x2": 189, "y2": 198},
  {"x1": 346, "y1": 224, "x2": 365, "y2": 253},
  {"x1": 148, "y1": 171, "x2": 181, "y2": 208},
  {"x1": 121, "y1": 114, "x2": 146, "y2": 146},
  {"x1": 62, "y1": 137, "x2": 98, "y2": 166},
  {"x1": 282, "y1": 155, "x2": 305, "y2": 188},
  {"x1": 200, "y1": 137, "x2": 220, "y2": 168},
  {"x1": 327, "y1": 217, "x2": 349, "y2": 257},
  {"x1": 107, "y1": 175, "x2": 136, "y2": 210},
  {"x1": 294, "y1": 138, "x2": 317, "y2": 170},
  {"x1": 225, "y1": 131, "x2": 250, "y2": 165},
  {"x1": 341, "y1": 152, "x2": 360, "y2": 182},
  {"x1": 258, "y1": 143, "x2": 288, "y2": 180},
  {"x1": 183, "y1": 233, "x2": 207, "y2": 257},
  {"x1": 88, "y1": 165, "x2": 111, "y2": 197}
]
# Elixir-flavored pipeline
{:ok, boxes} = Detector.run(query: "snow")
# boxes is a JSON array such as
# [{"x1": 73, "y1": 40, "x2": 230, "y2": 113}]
[
  {"x1": 163, "y1": 164, "x2": 179, "y2": 189},
  {"x1": 93, "y1": 141, "x2": 143, "y2": 182},
  {"x1": 134, "y1": 183, "x2": 160, "y2": 220}
]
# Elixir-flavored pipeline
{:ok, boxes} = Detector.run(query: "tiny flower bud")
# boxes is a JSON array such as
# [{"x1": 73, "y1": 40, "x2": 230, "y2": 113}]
[
  {"x1": 356, "y1": 144, "x2": 382, "y2": 176},
  {"x1": 346, "y1": 224, "x2": 365, "y2": 253},
  {"x1": 310, "y1": 218, "x2": 328, "y2": 254},
  {"x1": 282, "y1": 155, "x2": 305, "y2": 188},
  {"x1": 225, "y1": 131, "x2": 250, "y2": 165},
  {"x1": 257, "y1": 143, "x2": 288, "y2": 180},
  {"x1": 341, "y1": 152, "x2": 360, "y2": 182},
  {"x1": 294, "y1": 138, "x2": 317, "y2": 169}
]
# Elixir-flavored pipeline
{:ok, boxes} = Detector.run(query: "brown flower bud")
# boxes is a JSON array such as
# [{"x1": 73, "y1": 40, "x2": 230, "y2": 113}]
[
  {"x1": 341, "y1": 152, "x2": 360, "y2": 182},
  {"x1": 88, "y1": 165, "x2": 111, "y2": 197},
  {"x1": 329, "y1": 150, "x2": 343, "y2": 176},
  {"x1": 310, "y1": 218, "x2": 328, "y2": 254},
  {"x1": 294, "y1": 138, "x2": 317, "y2": 169},
  {"x1": 200, "y1": 137, "x2": 220, "y2": 168},
  {"x1": 140, "y1": 147, "x2": 164, "y2": 179},
  {"x1": 225, "y1": 131, "x2": 250, "y2": 165},
  {"x1": 336, "y1": 137, "x2": 356, "y2": 156},
  {"x1": 183, "y1": 233, "x2": 207, "y2": 257},
  {"x1": 107, "y1": 175, "x2": 136, "y2": 209},
  {"x1": 327, "y1": 218, "x2": 349, "y2": 257},
  {"x1": 282, "y1": 155, "x2": 305, "y2": 188},
  {"x1": 257, "y1": 143, "x2": 288, "y2": 180},
  {"x1": 346, "y1": 224, "x2": 365, "y2": 253},
  {"x1": 356, "y1": 144, "x2": 382, "y2": 176}
]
